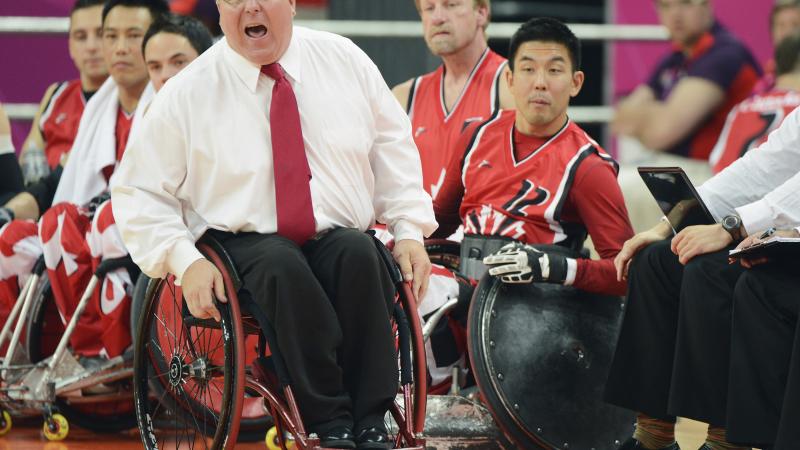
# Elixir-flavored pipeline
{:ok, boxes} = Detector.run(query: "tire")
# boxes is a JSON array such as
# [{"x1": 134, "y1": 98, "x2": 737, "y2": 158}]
[{"x1": 134, "y1": 242, "x2": 245, "y2": 450}]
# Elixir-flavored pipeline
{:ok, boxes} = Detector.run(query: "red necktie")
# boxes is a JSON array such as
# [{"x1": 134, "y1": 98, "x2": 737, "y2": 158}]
[{"x1": 261, "y1": 63, "x2": 316, "y2": 245}]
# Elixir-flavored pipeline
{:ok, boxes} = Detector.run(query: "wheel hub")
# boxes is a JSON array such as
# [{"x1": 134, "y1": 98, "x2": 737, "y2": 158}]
[{"x1": 168, "y1": 356, "x2": 185, "y2": 387}]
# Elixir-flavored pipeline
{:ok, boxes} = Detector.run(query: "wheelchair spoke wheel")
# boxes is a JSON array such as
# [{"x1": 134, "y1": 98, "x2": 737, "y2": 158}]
[{"x1": 134, "y1": 273, "x2": 245, "y2": 450}]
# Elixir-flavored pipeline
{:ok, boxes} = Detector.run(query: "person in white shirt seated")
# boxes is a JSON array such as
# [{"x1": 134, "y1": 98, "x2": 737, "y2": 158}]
[
  {"x1": 604, "y1": 106, "x2": 800, "y2": 450},
  {"x1": 111, "y1": 1, "x2": 437, "y2": 449}
]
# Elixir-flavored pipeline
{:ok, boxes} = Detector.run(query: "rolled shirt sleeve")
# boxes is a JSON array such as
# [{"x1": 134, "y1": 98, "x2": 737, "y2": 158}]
[{"x1": 698, "y1": 106, "x2": 800, "y2": 234}]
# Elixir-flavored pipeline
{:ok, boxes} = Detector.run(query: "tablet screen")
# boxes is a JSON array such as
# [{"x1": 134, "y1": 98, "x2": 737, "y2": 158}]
[{"x1": 638, "y1": 168, "x2": 716, "y2": 232}]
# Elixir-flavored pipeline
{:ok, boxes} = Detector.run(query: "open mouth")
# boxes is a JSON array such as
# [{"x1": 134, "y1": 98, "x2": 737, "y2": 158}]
[{"x1": 245, "y1": 25, "x2": 268, "y2": 39}]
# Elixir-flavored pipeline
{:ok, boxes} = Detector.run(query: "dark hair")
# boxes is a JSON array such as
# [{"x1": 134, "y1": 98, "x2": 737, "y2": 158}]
[
  {"x1": 101, "y1": 0, "x2": 169, "y2": 25},
  {"x1": 775, "y1": 31, "x2": 800, "y2": 76},
  {"x1": 771, "y1": 0, "x2": 800, "y2": 34},
  {"x1": 71, "y1": 0, "x2": 106, "y2": 16},
  {"x1": 142, "y1": 13, "x2": 214, "y2": 57},
  {"x1": 508, "y1": 17, "x2": 581, "y2": 72}
]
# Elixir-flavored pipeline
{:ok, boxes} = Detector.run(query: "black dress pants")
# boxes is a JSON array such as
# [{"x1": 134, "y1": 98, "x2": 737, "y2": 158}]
[
  {"x1": 727, "y1": 264, "x2": 800, "y2": 448},
  {"x1": 604, "y1": 239, "x2": 744, "y2": 426},
  {"x1": 209, "y1": 228, "x2": 397, "y2": 433}
]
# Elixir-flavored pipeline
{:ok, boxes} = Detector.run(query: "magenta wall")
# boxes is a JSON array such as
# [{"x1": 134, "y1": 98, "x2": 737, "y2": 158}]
[
  {"x1": 612, "y1": 0, "x2": 774, "y2": 99},
  {"x1": 0, "y1": 1, "x2": 77, "y2": 151}
]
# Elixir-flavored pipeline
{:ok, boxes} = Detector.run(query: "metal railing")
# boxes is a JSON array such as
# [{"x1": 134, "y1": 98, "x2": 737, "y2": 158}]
[{"x1": 1, "y1": 17, "x2": 666, "y2": 122}]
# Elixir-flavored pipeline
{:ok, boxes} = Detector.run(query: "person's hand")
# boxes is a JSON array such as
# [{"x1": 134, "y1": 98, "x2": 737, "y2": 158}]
[
  {"x1": 181, "y1": 258, "x2": 227, "y2": 321},
  {"x1": 670, "y1": 223, "x2": 733, "y2": 265},
  {"x1": 736, "y1": 229, "x2": 800, "y2": 268},
  {"x1": 614, "y1": 220, "x2": 672, "y2": 281},
  {"x1": 483, "y1": 243, "x2": 568, "y2": 284},
  {"x1": 393, "y1": 239, "x2": 431, "y2": 301},
  {"x1": 0, "y1": 206, "x2": 14, "y2": 227}
]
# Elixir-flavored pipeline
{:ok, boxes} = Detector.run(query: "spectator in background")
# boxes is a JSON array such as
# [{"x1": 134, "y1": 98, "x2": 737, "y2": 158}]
[
  {"x1": 612, "y1": 0, "x2": 761, "y2": 232},
  {"x1": 753, "y1": 0, "x2": 800, "y2": 94},
  {"x1": 17, "y1": 0, "x2": 109, "y2": 186},
  {"x1": 710, "y1": 32, "x2": 800, "y2": 174},
  {"x1": 614, "y1": 0, "x2": 760, "y2": 161}
]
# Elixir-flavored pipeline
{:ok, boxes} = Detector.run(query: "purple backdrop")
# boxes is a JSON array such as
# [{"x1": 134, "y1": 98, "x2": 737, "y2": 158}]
[
  {"x1": 0, "y1": 1, "x2": 778, "y2": 151},
  {"x1": 1, "y1": 1, "x2": 77, "y2": 151},
  {"x1": 612, "y1": 0, "x2": 774, "y2": 99}
]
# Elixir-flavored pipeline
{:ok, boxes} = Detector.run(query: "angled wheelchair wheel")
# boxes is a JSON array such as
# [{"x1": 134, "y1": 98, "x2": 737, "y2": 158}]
[
  {"x1": 134, "y1": 241, "x2": 246, "y2": 450},
  {"x1": 467, "y1": 275, "x2": 634, "y2": 450},
  {"x1": 24, "y1": 274, "x2": 137, "y2": 433}
]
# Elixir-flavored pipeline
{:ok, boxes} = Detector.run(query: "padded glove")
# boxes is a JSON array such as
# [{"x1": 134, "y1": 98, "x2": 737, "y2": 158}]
[{"x1": 483, "y1": 242, "x2": 568, "y2": 284}]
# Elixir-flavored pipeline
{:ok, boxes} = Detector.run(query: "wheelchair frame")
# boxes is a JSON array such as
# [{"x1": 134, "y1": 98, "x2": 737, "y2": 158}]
[
  {"x1": 133, "y1": 234, "x2": 428, "y2": 450},
  {"x1": 0, "y1": 255, "x2": 137, "y2": 440}
]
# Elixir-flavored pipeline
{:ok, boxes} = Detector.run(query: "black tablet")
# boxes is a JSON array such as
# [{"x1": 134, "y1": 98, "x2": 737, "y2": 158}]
[{"x1": 637, "y1": 167, "x2": 716, "y2": 232}]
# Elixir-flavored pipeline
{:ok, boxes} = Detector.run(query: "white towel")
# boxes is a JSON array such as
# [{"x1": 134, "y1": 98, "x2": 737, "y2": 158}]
[{"x1": 53, "y1": 79, "x2": 154, "y2": 206}]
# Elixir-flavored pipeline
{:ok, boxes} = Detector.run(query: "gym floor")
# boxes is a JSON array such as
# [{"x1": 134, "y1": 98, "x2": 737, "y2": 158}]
[{"x1": 2, "y1": 418, "x2": 710, "y2": 450}]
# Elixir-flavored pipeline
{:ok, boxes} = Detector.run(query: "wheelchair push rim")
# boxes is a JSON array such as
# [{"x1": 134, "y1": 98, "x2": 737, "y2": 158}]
[{"x1": 133, "y1": 258, "x2": 245, "y2": 450}]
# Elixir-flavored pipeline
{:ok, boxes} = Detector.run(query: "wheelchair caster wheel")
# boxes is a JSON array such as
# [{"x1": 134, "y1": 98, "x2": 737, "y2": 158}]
[
  {"x1": 43, "y1": 413, "x2": 69, "y2": 441},
  {"x1": 266, "y1": 426, "x2": 296, "y2": 450},
  {"x1": 0, "y1": 410, "x2": 11, "y2": 436}
]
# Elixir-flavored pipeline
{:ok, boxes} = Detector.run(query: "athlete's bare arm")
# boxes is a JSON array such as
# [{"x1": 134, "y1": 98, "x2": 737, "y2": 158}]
[
  {"x1": 392, "y1": 78, "x2": 414, "y2": 112},
  {"x1": 19, "y1": 82, "x2": 59, "y2": 165},
  {"x1": 613, "y1": 77, "x2": 724, "y2": 152}
]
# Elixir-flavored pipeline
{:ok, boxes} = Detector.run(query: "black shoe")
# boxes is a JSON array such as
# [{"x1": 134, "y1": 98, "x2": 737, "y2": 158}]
[
  {"x1": 355, "y1": 427, "x2": 390, "y2": 450},
  {"x1": 318, "y1": 426, "x2": 356, "y2": 449},
  {"x1": 618, "y1": 437, "x2": 680, "y2": 450}
]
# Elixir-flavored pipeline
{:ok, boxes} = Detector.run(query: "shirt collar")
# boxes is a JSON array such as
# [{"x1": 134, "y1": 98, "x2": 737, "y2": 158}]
[
  {"x1": 222, "y1": 28, "x2": 303, "y2": 93},
  {"x1": 671, "y1": 21, "x2": 719, "y2": 61}
]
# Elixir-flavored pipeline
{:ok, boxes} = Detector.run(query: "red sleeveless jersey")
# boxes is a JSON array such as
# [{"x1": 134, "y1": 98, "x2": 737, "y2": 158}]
[
  {"x1": 39, "y1": 80, "x2": 87, "y2": 169},
  {"x1": 709, "y1": 88, "x2": 800, "y2": 174},
  {"x1": 458, "y1": 111, "x2": 617, "y2": 248},
  {"x1": 408, "y1": 49, "x2": 507, "y2": 199}
]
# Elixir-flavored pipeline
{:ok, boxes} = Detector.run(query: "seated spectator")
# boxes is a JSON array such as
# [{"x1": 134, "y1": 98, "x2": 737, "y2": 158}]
[
  {"x1": 604, "y1": 101, "x2": 800, "y2": 449},
  {"x1": 753, "y1": 0, "x2": 800, "y2": 94},
  {"x1": 726, "y1": 238, "x2": 800, "y2": 449},
  {"x1": 0, "y1": 0, "x2": 168, "y2": 360},
  {"x1": 710, "y1": 32, "x2": 800, "y2": 173},
  {"x1": 434, "y1": 18, "x2": 633, "y2": 297},
  {"x1": 612, "y1": 0, "x2": 761, "y2": 231},
  {"x1": 17, "y1": 0, "x2": 108, "y2": 186}
]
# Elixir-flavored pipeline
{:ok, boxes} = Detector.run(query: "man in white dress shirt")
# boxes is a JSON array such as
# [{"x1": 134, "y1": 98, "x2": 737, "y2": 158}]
[
  {"x1": 111, "y1": 0, "x2": 437, "y2": 448},
  {"x1": 604, "y1": 105, "x2": 800, "y2": 449}
]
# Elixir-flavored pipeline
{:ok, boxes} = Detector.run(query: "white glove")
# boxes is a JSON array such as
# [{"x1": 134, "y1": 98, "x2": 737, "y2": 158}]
[{"x1": 482, "y1": 243, "x2": 568, "y2": 284}]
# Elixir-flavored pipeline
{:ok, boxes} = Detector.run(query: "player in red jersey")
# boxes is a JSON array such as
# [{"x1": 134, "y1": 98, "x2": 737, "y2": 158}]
[
  {"x1": 17, "y1": 0, "x2": 109, "y2": 186},
  {"x1": 435, "y1": 17, "x2": 633, "y2": 296},
  {"x1": 0, "y1": 0, "x2": 169, "y2": 360},
  {"x1": 392, "y1": 0, "x2": 514, "y2": 199},
  {"x1": 710, "y1": 33, "x2": 800, "y2": 174}
]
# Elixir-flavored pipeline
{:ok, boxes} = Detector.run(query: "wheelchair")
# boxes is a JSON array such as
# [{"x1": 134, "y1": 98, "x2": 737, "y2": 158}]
[
  {"x1": 0, "y1": 255, "x2": 139, "y2": 440},
  {"x1": 132, "y1": 233, "x2": 427, "y2": 450},
  {"x1": 424, "y1": 234, "x2": 635, "y2": 449}
]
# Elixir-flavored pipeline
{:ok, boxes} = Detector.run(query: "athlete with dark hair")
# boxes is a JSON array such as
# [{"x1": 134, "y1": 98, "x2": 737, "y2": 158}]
[{"x1": 434, "y1": 17, "x2": 632, "y2": 296}]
